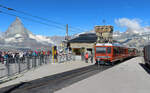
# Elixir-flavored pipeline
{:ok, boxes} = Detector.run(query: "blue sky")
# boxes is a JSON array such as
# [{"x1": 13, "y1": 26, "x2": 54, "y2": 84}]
[{"x1": 0, "y1": 0, "x2": 150, "y2": 36}]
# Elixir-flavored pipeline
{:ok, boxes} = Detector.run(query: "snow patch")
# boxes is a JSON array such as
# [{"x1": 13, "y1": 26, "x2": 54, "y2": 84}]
[
  {"x1": 15, "y1": 34, "x2": 22, "y2": 37},
  {"x1": 113, "y1": 34, "x2": 119, "y2": 37},
  {"x1": 5, "y1": 37, "x2": 23, "y2": 42},
  {"x1": 36, "y1": 35, "x2": 54, "y2": 44},
  {"x1": 29, "y1": 34, "x2": 37, "y2": 39},
  {"x1": 29, "y1": 34, "x2": 54, "y2": 44},
  {"x1": 5, "y1": 37, "x2": 15, "y2": 42}
]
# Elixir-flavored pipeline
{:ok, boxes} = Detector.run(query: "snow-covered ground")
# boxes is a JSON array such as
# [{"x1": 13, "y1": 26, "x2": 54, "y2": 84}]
[
  {"x1": 56, "y1": 57, "x2": 150, "y2": 93},
  {"x1": 0, "y1": 60, "x2": 93, "y2": 88}
]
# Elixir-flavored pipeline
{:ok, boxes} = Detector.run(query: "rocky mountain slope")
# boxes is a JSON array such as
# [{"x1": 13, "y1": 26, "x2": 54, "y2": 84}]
[
  {"x1": 0, "y1": 17, "x2": 59, "y2": 49},
  {"x1": 113, "y1": 31, "x2": 149, "y2": 49},
  {"x1": 75, "y1": 29, "x2": 149, "y2": 49},
  {"x1": 0, "y1": 17, "x2": 148, "y2": 49}
]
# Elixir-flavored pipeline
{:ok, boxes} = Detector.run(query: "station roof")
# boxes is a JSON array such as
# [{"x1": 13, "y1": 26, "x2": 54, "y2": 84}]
[
  {"x1": 68, "y1": 33, "x2": 97, "y2": 43},
  {"x1": 68, "y1": 33, "x2": 118, "y2": 44}
]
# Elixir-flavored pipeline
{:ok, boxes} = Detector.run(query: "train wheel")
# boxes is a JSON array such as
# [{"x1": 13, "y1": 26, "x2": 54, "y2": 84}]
[
  {"x1": 111, "y1": 62, "x2": 114, "y2": 66},
  {"x1": 145, "y1": 63, "x2": 149, "y2": 67},
  {"x1": 105, "y1": 61, "x2": 110, "y2": 66}
]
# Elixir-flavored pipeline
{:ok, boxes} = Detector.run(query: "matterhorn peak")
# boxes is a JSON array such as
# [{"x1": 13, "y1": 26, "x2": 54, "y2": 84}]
[
  {"x1": 10, "y1": 17, "x2": 23, "y2": 27},
  {"x1": 15, "y1": 17, "x2": 22, "y2": 24},
  {"x1": 4, "y1": 17, "x2": 31, "y2": 38},
  {"x1": 0, "y1": 17, "x2": 56, "y2": 49}
]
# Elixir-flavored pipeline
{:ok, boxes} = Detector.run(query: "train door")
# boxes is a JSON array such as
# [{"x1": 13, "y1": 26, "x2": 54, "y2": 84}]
[{"x1": 112, "y1": 46, "x2": 118, "y2": 61}]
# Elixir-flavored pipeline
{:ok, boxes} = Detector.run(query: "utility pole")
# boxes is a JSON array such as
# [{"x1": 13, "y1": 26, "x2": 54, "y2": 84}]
[
  {"x1": 65, "y1": 24, "x2": 69, "y2": 55},
  {"x1": 66, "y1": 24, "x2": 68, "y2": 40}
]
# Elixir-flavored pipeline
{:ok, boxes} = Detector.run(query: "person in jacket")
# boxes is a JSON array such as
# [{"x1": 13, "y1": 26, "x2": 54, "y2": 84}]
[
  {"x1": 90, "y1": 52, "x2": 93, "y2": 63},
  {"x1": 85, "y1": 52, "x2": 89, "y2": 63}
]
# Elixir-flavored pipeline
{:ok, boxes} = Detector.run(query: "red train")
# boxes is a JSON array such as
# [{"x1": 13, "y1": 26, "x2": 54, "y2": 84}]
[{"x1": 94, "y1": 43, "x2": 138, "y2": 65}]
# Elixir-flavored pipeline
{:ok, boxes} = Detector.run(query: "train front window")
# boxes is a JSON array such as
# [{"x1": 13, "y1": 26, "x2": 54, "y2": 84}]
[
  {"x1": 107, "y1": 47, "x2": 111, "y2": 53},
  {"x1": 96, "y1": 47, "x2": 106, "y2": 53}
]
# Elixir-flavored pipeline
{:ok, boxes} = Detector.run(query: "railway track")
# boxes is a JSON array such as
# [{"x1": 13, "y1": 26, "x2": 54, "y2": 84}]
[{"x1": 0, "y1": 64, "x2": 112, "y2": 93}]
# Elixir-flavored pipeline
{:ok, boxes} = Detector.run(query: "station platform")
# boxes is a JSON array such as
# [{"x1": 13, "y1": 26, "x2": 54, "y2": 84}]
[
  {"x1": 0, "y1": 60, "x2": 94, "y2": 88},
  {"x1": 56, "y1": 57, "x2": 150, "y2": 93}
]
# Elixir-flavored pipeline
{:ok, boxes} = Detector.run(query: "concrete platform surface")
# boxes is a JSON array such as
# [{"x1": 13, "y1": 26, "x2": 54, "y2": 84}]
[
  {"x1": 0, "y1": 61, "x2": 93, "y2": 88},
  {"x1": 56, "y1": 57, "x2": 150, "y2": 93}
]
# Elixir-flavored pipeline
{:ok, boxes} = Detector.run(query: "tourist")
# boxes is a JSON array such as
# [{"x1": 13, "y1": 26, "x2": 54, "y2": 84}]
[{"x1": 85, "y1": 52, "x2": 89, "y2": 63}]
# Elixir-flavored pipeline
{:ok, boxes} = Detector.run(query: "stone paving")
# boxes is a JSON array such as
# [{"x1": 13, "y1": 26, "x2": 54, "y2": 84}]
[
  {"x1": 0, "y1": 60, "x2": 93, "y2": 88},
  {"x1": 56, "y1": 57, "x2": 150, "y2": 93}
]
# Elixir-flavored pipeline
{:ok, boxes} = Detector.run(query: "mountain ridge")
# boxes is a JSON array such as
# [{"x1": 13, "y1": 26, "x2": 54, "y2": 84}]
[{"x1": 0, "y1": 17, "x2": 58, "y2": 49}]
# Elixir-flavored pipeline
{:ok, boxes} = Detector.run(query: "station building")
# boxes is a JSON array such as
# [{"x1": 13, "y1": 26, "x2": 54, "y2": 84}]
[
  {"x1": 67, "y1": 25, "x2": 115, "y2": 55},
  {"x1": 68, "y1": 33, "x2": 97, "y2": 55}
]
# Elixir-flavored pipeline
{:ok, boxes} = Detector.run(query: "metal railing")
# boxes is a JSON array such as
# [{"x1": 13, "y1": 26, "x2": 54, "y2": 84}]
[
  {"x1": 57, "y1": 53, "x2": 75, "y2": 63},
  {"x1": 0, "y1": 53, "x2": 75, "y2": 80},
  {"x1": 0, "y1": 55, "x2": 50, "y2": 79}
]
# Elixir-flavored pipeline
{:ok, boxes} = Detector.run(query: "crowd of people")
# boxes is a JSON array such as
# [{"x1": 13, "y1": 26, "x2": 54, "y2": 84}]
[
  {"x1": 0, "y1": 48, "x2": 94, "y2": 64},
  {"x1": 0, "y1": 50, "x2": 52, "y2": 64}
]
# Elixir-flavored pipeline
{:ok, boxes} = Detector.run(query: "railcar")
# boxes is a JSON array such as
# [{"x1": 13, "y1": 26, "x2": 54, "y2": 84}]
[{"x1": 94, "y1": 43, "x2": 137, "y2": 65}]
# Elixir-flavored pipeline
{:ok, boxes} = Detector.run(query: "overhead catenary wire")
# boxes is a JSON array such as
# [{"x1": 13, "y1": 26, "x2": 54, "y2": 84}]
[
  {"x1": 0, "y1": 11, "x2": 83, "y2": 35},
  {"x1": 0, "y1": 4, "x2": 66, "y2": 27},
  {"x1": 0, "y1": 10, "x2": 66, "y2": 30},
  {"x1": 0, "y1": 4, "x2": 87, "y2": 33}
]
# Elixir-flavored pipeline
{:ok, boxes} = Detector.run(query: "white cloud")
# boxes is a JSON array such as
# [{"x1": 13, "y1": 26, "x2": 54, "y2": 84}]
[{"x1": 115, "y1": 18, "x2": 150, "y2": 34}]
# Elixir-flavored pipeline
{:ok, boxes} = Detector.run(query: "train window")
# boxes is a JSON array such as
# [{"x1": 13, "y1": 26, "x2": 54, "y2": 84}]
[
  {"x1": 107, "y1": 47, "x2": 111, "y2": 53},
  {"x1": 96, "y1": 47, "x2": 106, "y2": 53},
  {"x1": 113, "y1": 47, "x2": 119, "y2": 55},
  {"x1": 113, "y1": 48, "x2": 116, "y2": 55}
]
